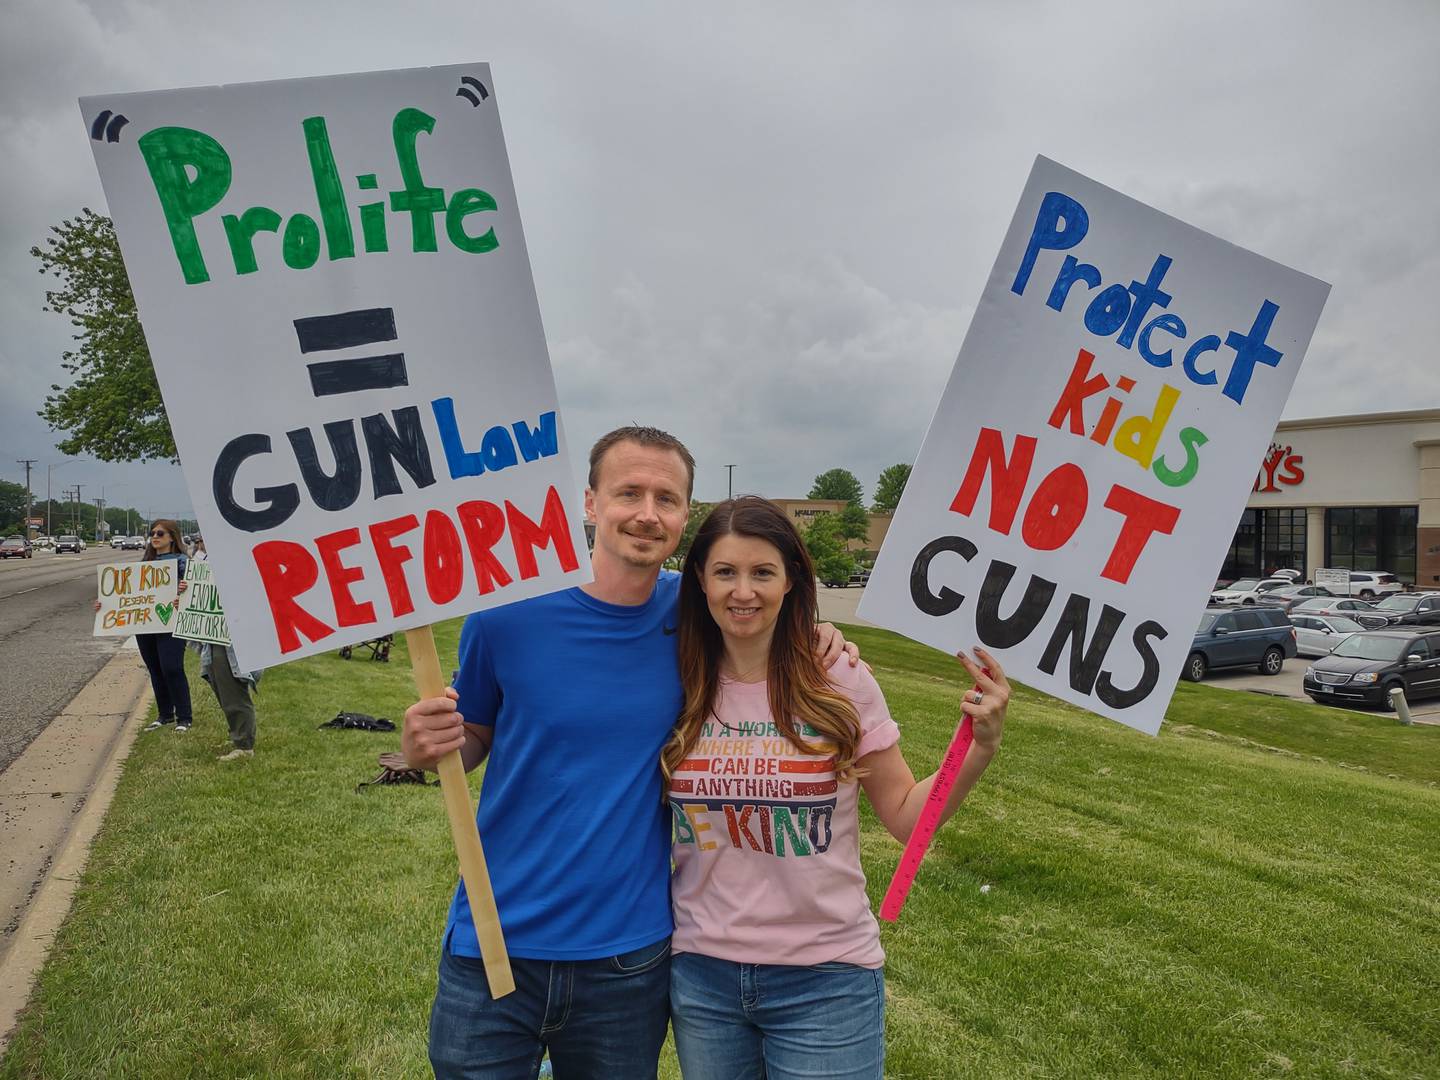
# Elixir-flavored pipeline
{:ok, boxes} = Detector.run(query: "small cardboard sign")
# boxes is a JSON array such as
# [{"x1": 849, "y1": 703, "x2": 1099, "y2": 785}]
[
  {"x1": 173, "y1": 558, "x2": 231, "y2": 646},
  {"x1": 94, "y1": 560, "x2": 180, "y2": 636},
  {"x1": 859, "y1": 156, "x2": 1330, "y2": 736}
]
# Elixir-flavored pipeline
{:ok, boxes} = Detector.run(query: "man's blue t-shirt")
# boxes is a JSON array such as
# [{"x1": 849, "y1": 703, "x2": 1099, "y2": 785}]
[{"x1": 443, "y1": 573, "x2": 682, "y2": 961}]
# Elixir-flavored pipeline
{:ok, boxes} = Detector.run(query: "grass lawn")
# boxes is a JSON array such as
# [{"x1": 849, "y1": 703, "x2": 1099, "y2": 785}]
[{"x1": 3, "y1": 622, "x2": 1439, "y2": 1078}]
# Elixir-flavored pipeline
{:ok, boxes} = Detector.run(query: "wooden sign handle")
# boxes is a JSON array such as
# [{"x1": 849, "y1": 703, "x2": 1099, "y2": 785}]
[{"x1": 405, "y1": 625, "x2": 515, "y2": 999}]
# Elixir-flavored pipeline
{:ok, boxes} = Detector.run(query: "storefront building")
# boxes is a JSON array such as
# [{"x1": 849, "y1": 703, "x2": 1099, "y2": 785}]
[
  {"x1": 771, "y1": 499, "x2": 893, "y2": 555},
  {"x1": 1222, "y1": 409, "x2": 1440, "y2": 589}
]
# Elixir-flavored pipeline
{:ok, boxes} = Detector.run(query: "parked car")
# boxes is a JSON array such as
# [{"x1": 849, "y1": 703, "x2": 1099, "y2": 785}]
[
  {"x1": 1254, "y1": 584, "x2": 1334, "y2": 612},
  {"x1": 1209, "y1": 577, "x2": 1292, "y2": 605},
  {"x1": 1185, "y1": 606, "x2": 1298, "y2": 681},
  {"x1": 1318, "y1": 571, "x2": 1404, "y2": 601},
  {"x1": 1303, "y1": 628, "x2": 1440, "y2": 710},
  {"x1": 1288, "y1": 597, "x2": 1386, "y2": 627},
  {"x1": 1289, "y1": 613, "x2": 1366, "y2": 657},
  {"x1": 0, "y1": 536, "x2": 33, "y2": 559},
  {"x1": 1366, "y1": 592, "x2": 1440, "y2": 627},
  {"x1": 122, "y1": 535, "x2": 144, "y2": 550},
  {"x1": 54, "y1": 535, "x2": 84, "y2": 554}
]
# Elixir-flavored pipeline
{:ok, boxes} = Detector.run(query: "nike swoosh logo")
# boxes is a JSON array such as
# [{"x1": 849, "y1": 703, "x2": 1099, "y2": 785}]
[{"x1": 663, "y1": 625, "x2": 678, "y2": 636}]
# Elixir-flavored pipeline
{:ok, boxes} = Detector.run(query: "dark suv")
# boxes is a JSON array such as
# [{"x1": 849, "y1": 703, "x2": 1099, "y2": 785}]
[
  {"x1": 1303, "y1": 628, "x2": 1440, "y2": 710},
  {"x1": 1185, "y1": 606, "x2": 1297, "y2": 681},
  {"x1": 1366, "y1": 592, "x2": 1440, "y2": 627}
]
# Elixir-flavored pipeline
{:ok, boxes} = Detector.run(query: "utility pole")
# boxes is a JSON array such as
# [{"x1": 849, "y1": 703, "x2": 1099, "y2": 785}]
[
  {"x1": 725, "y1": 464, "x2": 736, "y2": 500},
  {"x1": 73, "y1": 485, "x2": 85, "y2": 536},
  {"x1": 16, "y1": 459, "x2": 36, "y2": 535}
]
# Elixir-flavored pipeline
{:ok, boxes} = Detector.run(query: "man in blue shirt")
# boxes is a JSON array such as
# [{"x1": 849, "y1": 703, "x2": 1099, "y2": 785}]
[{"x1": 404, "y1": 427, "x2": 854, "y2": 1079}]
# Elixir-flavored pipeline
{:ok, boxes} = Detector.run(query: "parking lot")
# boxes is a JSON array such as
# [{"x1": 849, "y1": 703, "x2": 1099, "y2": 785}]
[{"x1": 816, "y1": 582, "x2": 1440, "y2": 725}]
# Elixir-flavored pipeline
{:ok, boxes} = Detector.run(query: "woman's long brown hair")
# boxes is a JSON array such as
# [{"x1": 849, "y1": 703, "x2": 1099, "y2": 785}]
[
  {"x1": 142, "y1": 519, "x2": 182, "y2": 562},
  {"x1": 661, "y1": 497, "x2": 863, "y2": 791}
]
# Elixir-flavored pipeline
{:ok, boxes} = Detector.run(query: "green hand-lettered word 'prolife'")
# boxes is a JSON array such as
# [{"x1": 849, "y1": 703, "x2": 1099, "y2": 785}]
[{"x1": 138, "y1": 108, "x2": 500, "y2": 284}]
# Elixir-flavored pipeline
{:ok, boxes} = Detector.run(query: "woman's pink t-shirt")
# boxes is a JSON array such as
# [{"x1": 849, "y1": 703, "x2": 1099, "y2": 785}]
[{"x1": 668, "y1": 657, "x2": 900, "y2": 968}]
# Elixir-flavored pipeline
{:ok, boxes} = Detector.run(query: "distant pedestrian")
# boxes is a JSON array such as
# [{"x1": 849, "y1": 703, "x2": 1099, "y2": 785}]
[{"x1": 189, "y1": 543, "x2": 262, "y2": 761}]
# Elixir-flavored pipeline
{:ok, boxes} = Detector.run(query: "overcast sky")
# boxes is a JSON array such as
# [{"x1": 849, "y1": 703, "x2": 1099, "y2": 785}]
[{"x1": 2, "y1": 0, "x2": 1437, "y2": 517}]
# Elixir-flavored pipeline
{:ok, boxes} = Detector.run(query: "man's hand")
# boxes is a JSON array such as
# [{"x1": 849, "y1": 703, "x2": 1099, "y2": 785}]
[
  {"x1": 402, "y1": 688, "x2": 467, "y2": 771},
  {"x1": 813, "y1": 622, "x2": 862, "y2": 668}
]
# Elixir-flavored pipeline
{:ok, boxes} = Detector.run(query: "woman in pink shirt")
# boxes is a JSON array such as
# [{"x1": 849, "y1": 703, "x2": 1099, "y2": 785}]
[{"x1": 664, "y1": 497, "x2": 1009, "y2": 1079}]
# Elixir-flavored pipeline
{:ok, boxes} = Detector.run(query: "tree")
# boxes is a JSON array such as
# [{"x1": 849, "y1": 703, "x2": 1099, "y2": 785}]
[
  {"x1": 803, "y1": 513, "x2": 856, "y2": 587},
  {"x1": 872, "y1": 463, "x2": 912, "y2": 513},
  {"x1": 808, "y1": 468, "x2": 864, "y2": 507},
  {"x1": 837, "y1": 503, "x2": 870, "y2": 543},
  {"x1": 32, "y1": 209, "x2": 175, "y2": 462},
  {"x1": 0, "y1": 480, "x2": 28, "y2": 534},
  {"x1": 666, "y1": 501, "x2": 714, "y2": 569}
]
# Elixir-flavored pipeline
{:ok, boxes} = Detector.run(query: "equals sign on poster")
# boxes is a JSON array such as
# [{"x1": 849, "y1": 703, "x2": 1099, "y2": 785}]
[{"x1": 293, "y1": 307, "x2": 406, "y2": 397}]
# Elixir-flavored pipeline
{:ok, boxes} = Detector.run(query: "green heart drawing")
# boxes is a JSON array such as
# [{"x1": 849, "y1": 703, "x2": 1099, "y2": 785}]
[{"x1": 155, "y1": 602, "x2": 174, "y2": 625}]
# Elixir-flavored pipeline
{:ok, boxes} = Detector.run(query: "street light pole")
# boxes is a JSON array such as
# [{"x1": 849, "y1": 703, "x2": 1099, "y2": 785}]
[
  {"x1": 46, "y1": 458, "x2": 76, "y2": 536},
  {"x1": 725, "y1": 464, "x2": 736, "y2": 500}
]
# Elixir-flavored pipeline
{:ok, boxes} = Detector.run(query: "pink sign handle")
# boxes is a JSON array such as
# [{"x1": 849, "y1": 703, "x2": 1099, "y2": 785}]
[{"x1": 878, "y1": 675, "x2": 984, "y2": 921}]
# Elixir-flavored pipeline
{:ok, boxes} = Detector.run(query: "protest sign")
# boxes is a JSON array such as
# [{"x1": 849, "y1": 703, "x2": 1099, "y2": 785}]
[
  {"x1": 81, "y1": 64, "x2": 590, "y2": 674},
  {"x1": 93, "y1": 559, "x2": 179, "y2": 637},
  {"x1": 80, "y1": 63, "x2": 590, "y2": 997},
  {"x1": 173, "y1": 558, "x2": 231, "y2": 646},
  {"x1": 859, "y1": 156, "x2": 1330, "y2": 737}
]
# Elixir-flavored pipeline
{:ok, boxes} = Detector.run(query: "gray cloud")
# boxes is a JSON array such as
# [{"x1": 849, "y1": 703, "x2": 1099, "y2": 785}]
[{"x1": 3, "y1": 0, "x2": 1438, "y2": 513}]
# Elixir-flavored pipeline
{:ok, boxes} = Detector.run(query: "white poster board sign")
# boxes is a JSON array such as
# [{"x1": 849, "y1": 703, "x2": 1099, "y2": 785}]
[
  {"x1": 94, "y1": 559, "x2": 180, "y2": 637},
  {"x1": 174, "y1": 558, "x2": 231, "y2": 646},
  {"x1": 1314, "y1": 568, "x2": 1352, "y2": 594},
  {"x1": 83, "y1": 65, "x2": 591, "y2": 670},
  {"x1": 859, "y1": 156, "x2": 1330, "y2": 735}
]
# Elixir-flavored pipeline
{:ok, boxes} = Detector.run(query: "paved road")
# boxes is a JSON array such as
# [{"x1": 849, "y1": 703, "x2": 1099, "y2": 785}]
[{"x1": 0, "y1": 548, "x2": 136, "y2": 774}]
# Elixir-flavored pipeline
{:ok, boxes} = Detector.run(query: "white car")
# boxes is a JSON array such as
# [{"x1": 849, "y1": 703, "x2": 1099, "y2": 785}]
[
  {"x1": 1289, "y1": 613, "x2": 1365, "y2": 657},
  {"x1": 1210, "y1": 577, "x2": 1292, "y2": 605},
  {"x1": 1314, "y1": 570, "x2": 1404, "y2": 601},
  {"x1": 110, "y1": 535, "x2": 126, "y2": 549}
]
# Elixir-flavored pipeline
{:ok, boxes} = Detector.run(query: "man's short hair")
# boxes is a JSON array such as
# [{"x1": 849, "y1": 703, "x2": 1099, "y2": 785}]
[{"x1": 588, "y1": 426, "x2": 696, "y2": 499}]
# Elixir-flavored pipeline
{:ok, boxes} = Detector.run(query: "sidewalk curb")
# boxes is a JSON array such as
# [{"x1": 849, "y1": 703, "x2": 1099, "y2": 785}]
[{"x1": 0, "y1": 659, "x2": 151, "y2": 1056}]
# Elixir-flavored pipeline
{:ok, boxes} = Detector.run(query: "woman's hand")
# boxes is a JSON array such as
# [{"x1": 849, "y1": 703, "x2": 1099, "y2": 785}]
[
  {"x1": 93, "y1": 600, "x2": 101, "y2": 613},
  {"x1": 177, "y1": 580, "x2": 188, "y2": 594},
  {"x1": 956, "y1": 646, "x2": 1008, "y2": 754}
]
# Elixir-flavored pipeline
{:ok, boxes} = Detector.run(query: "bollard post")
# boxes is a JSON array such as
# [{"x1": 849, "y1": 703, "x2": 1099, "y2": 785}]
[{"x1": 1390, "y1": 686, "x2": 1413, "y2": 725}]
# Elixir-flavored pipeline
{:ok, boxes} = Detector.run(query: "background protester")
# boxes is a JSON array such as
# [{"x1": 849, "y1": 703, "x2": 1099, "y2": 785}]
[
  {"x1": 135, "y1": 520, "x2": 193, "y2": 733},
  {"x1": 664, "y1": 497, "x2": 1008, "y2": 1079},
  {"x1": 189, "y1": 539, "x2": 261, "y2": 761}
]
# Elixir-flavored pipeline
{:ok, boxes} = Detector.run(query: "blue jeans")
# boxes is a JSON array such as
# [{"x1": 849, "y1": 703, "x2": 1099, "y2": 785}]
[
  {"x1": 428, "y1": 936, "x2": 671, "y2": 1080},
  {"x1": 670, "y1": 952, "x2": 885, "y2": 1080}
]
